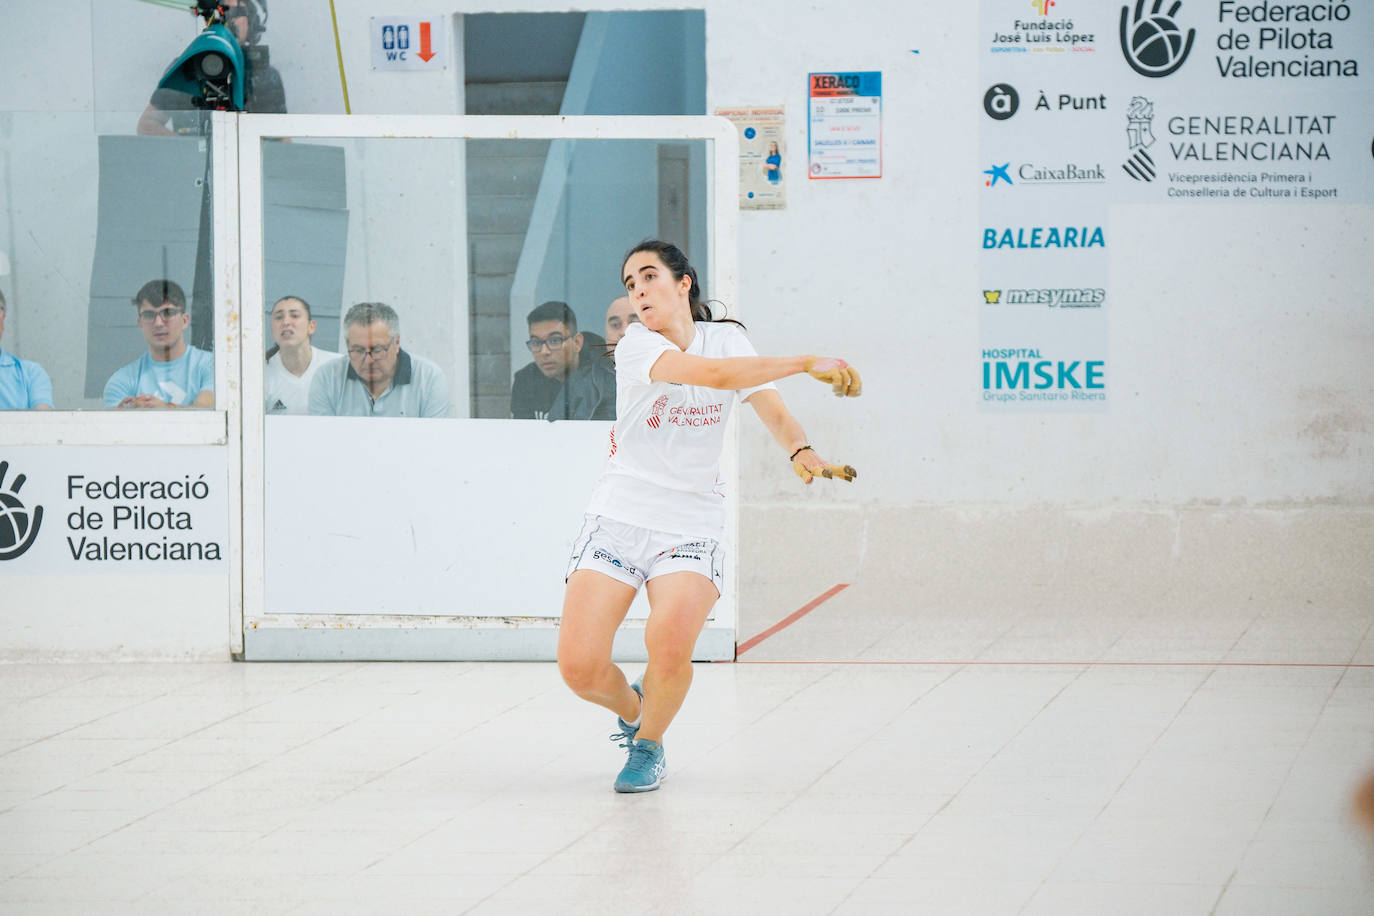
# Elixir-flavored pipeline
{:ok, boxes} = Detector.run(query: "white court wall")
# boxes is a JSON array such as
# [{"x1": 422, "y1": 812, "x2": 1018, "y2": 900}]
[{"x1": 0, "y1": 1, "x2": 1370, "y2": 658}]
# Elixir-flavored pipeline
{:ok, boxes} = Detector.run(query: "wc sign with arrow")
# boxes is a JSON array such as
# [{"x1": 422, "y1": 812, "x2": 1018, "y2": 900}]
[{"x1": 370, "y1": 16, "x2": 447, "y2": 71}]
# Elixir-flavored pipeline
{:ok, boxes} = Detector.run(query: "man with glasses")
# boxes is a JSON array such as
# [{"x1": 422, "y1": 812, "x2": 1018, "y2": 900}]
[
  {"x1": 308, "y1": 302, "x2": 449, "y2": 418},
  {"x1": 512, "y1": 300, "x2": 613, "y2": 421},
  {"x1": 0, "y1": 289, "x2": 54, "y2": 410},
  {"x1": 104, "y1": 279, "x2": 214, "y2": 408}
]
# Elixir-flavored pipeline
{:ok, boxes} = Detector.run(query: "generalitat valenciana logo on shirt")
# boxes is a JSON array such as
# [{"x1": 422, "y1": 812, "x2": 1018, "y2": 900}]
[
  {"x1": 646, "y1": 395, "x2": 669, "y2": 429},
  {"x1": 0, "y1": 460, "x2": 44, "y2": 560}
]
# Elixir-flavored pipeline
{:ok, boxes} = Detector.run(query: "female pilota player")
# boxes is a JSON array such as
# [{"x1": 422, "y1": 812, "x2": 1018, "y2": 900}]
[{"x1": 557, "y1": 239, "x2": 861, "y2": 793}]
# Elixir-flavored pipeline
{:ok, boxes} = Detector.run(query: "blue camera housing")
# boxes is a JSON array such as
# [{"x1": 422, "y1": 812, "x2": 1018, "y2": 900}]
[{"x1": 155, "y1": 22, "x2": 247, "y2": 111}]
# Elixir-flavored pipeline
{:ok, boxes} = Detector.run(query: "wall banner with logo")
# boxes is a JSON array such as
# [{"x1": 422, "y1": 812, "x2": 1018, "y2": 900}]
[
  {"x1": 979, "y1": 0, "x2": 1373, "y2": 411},
  {"x1": 0, "y1": 448, "x2": 228, "y2": 574}
]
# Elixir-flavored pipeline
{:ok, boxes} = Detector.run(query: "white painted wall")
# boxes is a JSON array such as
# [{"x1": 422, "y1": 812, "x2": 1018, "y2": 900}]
[{"x1": 1, "y1": 0, "x2": 1370, "y2": 658}]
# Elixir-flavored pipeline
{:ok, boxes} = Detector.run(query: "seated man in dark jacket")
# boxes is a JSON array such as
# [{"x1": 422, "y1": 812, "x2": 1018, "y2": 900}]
[
  {"x1": 512, "y1": 301, "x2": 614, "y2": 420},
  {"x1": 547, "y1": 330, "x2": 614, "y2": 421}
]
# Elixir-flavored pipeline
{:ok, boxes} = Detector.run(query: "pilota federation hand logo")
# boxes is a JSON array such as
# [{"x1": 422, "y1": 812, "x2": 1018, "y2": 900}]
[
  {"x1": 0, "y1": 460, "x2": 44, "y2": 560},
  {"x1": 1120, "y1": 0, "x2": 1195, "y2": 78},
  {"x1": 984, "y1": 163, "x2": 1013, "y2": 188}
]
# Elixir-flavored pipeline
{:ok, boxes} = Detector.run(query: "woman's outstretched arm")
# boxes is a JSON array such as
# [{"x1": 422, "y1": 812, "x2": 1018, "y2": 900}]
[{"x1": 649, "y1": 351, "x2": 861, "y2": 397}]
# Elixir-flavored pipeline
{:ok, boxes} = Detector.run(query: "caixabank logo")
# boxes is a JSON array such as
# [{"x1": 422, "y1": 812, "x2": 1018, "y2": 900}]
[
  {"x1": 0, "y1": 460, "x2": 44, "y2": 561},
  {"x1": 984, "y1": 162, "x2": 1107, "y2": 188},
  {"x1": 1120, "y1": 0, "x2": 1196, "y2": 77}
]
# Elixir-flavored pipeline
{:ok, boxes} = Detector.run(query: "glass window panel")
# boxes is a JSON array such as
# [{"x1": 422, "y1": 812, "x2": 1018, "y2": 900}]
[
  {"x1": 258, "y1": 131, "x2": 717, "y2": 621},
  {"x1": 0, "y1": 112, "x2": 216, "y2": 411}
]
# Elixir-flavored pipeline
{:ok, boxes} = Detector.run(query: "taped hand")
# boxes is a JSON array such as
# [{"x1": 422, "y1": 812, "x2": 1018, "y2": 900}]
[
  {"x1": 804, "y1": 357, "x2": 862, "y2": 398},
  {"x1": 792, "y1": 449, "x2": 858, "y2": 485}
]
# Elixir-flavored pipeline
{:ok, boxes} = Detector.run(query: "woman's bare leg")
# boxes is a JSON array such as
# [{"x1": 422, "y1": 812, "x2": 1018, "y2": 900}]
[
  {"x1": 557, "y1": 569, "x2": 641, "y2": 722},
  {"x1": 636, "y1": 571, "x2": 719, "y2": 743}
]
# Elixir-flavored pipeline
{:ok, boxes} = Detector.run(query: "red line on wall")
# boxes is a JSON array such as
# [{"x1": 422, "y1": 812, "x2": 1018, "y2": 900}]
[{"x1": 735, "y1": 583, "x2": 849, "y2": 658}]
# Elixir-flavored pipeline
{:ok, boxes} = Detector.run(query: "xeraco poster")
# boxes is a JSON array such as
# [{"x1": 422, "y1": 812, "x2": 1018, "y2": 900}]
[
  {"x1": 807, "y1": 71, "x2": 882, "y2": 179},
  {"x1": 715, "y1": 105, "x2": 787, "y2": 210},
  {"x1": 978, "y1": 0, "x2": 1372, "y2": 413}
]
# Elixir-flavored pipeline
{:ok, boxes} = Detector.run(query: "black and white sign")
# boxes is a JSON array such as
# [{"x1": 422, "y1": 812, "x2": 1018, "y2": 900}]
[{"x1": 0, "y1": 448, "x2": 228, "y2": 572}]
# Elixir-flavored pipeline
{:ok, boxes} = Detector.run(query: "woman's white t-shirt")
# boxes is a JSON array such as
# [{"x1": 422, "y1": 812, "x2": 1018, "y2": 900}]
[
  {"x1": 584, "y1": 321, "x2": 776, "y2": 540},
  {"x1": 265, "y1": 346, "x2": 340, "y2": 415}
]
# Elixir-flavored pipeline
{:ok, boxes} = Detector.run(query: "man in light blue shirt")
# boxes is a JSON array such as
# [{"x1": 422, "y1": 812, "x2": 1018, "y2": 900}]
[
  {"x1": 309, "y1": 302, "x2": 449, "y2": 418},
  {"x1": 0, "y1": 289, "x2": 54, "y2": 410},
  {"x1": 104, "y1": 279, "x2": 214, "y2": 408}
]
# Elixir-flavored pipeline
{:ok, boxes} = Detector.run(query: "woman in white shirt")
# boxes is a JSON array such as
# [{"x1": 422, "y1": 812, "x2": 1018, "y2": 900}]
[
  {"x1": 264, "y1": 296, "x2": 342, "y2": 415},
  {"x1": 559, "y1": 240, "x2": 861, "y2": 793}
]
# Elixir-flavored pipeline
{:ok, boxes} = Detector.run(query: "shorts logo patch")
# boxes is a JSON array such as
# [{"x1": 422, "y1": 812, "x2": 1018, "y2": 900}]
[
  {"x1": 662, "y1": 540, "x2": 711, "y2": 562},
  {"x1": 593, "y1": 547, "x2": 638, "y2": 576}
]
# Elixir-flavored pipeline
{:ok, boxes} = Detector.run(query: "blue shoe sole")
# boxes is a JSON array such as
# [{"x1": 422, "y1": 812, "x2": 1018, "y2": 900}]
[{"x1": 614, "y1": 772, "x2": 664, "y2": 793}]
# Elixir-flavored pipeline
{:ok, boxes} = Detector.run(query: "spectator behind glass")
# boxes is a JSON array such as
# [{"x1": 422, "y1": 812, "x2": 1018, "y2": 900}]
[
  {"x1": 511, "y1": 301, "x2": 583, "y2": 420},
  {"x1": 137, "y1": 0, "x2": 287, "y2": 136},
  {"x1": 604, "y1": 295, "x2": 640, "y2": 347},
  {"x1": 308, "y1": 302, "x2": 449, "y2": 417},
  {"x1": 0, "y1": 289, "x2": 54, "y2": 410},
  {"x1": 265, "y1": 296, "x2": 340, "y2": 415},
  {"x1": 104, "y1": 279, "x2": 214, "y2": 409}
]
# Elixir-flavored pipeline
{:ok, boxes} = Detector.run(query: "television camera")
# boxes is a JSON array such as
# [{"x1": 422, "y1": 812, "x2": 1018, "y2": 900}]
[{"x1": 155, "y1": 0, "x2": 270, "y2": 112}]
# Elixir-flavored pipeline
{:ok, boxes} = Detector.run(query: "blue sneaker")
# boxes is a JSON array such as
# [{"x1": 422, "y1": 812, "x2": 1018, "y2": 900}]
[
  {"x1": 614, "y1": 738, "x2": 666, "y2": 793},
  {"x1": 609, "y1": 677, "x2": 644, "y2": 747}
]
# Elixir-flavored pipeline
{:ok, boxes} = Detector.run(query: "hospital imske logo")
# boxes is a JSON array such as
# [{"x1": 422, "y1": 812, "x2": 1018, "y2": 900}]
[
  {"x1": 1120, "y1": 0, "x2": 1195, "y2": 78},
  {"x1": 0, "y1": 460, "x2": 44, "y2": 561}
]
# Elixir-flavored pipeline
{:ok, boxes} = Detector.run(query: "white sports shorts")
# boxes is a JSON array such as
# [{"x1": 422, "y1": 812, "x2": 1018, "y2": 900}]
[{"x1": 566, "y1": 515, "x2": 724, "y2": 595}]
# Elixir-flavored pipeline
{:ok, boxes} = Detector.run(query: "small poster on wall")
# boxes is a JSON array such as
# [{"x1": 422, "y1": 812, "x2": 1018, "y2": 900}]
[
  {"x1": 714, "y1": 105, "x2": 787, "y2": 210},
  {"x1": 807, "y1": 71, "x2": 882, "y2": 179}
]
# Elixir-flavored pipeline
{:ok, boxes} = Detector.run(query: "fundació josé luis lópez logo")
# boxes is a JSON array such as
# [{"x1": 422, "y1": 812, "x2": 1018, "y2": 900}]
[
  {"x1": 0, "y1": 460, "x2": 44, "y2": 560},
  {"x1": 1120, "y1": 0, "x2": 1195, "y2": 78}
]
